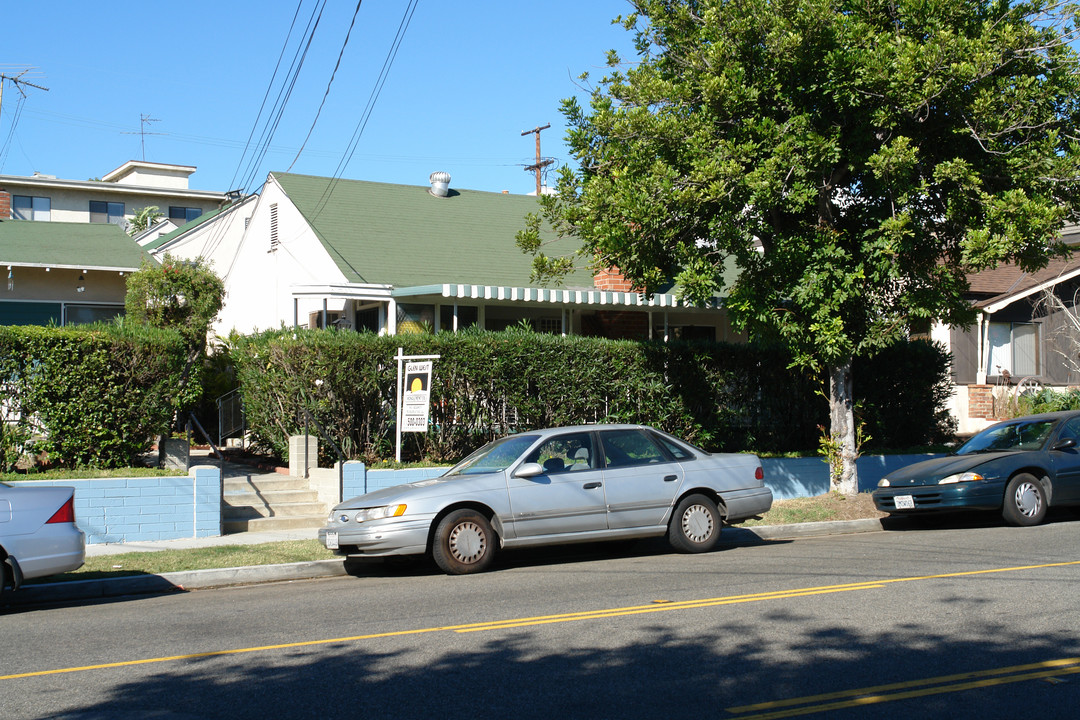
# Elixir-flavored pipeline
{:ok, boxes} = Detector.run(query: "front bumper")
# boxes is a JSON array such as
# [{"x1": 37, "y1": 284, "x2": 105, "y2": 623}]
[
  {"x1": 318, "y1": 516, "x2": 432, "y2": 558},
  {"x1": 872, "y1": 480, "x2": 1005, "y2": 513}
]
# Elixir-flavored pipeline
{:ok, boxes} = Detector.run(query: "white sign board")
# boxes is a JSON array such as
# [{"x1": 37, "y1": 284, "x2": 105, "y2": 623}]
[{"x1": 402, "y1": 361, "x2": 432, "y2": 432}]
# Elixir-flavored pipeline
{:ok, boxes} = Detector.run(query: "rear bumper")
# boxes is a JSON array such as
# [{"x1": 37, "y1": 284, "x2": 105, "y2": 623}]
[
  {"x1": 5, "y1": 526, "x2": 86, "y2": 587},
  {"x1": 722, "y1": 487, "x2": 774, "y2": 522},
  {"x1": 872, "y1": 481, "x2": 1005, "y2": 513}
]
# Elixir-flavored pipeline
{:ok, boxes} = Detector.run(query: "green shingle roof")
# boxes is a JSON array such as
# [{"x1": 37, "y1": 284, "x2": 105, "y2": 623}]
[
  {"x1": 0, "y1": 220, "x2": 152, "y2": 270},
  {"x1": 142, "y1": 203, "x2": 232, "y2": 251},
  {"x1": 273, "y1": 173, "x2": 594, "y2": 289}
]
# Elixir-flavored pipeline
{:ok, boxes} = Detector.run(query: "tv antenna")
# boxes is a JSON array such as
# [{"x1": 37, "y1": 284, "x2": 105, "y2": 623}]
[
  {"x1": 0, "y1": 68, "x2": 49, "y2": 125},
  {"x1": 521, "y1": 123, "x2": 555, "y2": 195},
  {"x1": 122, "y1": 114, "x2": 164, "y2": 160}
]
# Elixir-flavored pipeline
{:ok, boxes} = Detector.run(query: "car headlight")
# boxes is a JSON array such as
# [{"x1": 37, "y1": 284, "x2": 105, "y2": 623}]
[
  {"x1": 354, "y1": 504, "x2": 407, "y2": 523},
  {"x1": 939, "y1": 472, "x2": 984, "y2": 485},
  {"x1": 878, "y1": 478, "x2": 890, "y2": 487}
]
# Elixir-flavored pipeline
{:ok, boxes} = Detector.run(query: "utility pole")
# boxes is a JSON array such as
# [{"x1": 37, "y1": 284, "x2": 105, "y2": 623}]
[
  {"x1": 0, "y1": 70, "x2": 49, "y2": 126},
  {"x1": 521, "y1": 123, "x2": 554, "y2": 196},
  {"x1": 122, "y1": 114, "x2": 164, "y2": 160}
]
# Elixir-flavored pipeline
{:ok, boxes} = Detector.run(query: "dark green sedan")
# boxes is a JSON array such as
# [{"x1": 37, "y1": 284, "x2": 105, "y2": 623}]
[{"x1": 872, "y1": 410, "x2": 1080, "y2": 526}]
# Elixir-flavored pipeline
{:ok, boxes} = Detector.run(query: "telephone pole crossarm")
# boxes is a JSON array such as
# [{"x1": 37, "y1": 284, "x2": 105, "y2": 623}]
[{"x1": 521, "y1": 123, "x2": 554, "y2": 196}]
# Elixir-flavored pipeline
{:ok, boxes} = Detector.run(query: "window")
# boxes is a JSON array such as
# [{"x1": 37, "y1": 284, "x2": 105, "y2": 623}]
[
  {"x1": 987, "y1": 322, "x2": 1038, "y2": 377},
  {"x1": 526, "y1": 433, "x2": 596, "y2": 473},
  {"x1": 397, "y1": 304, "x2": 434, "y2": 334},
  {"x1": 169, "y1": 206, "x2": 202, "y2": 223},
  {"x1": 12, "y1": 195, "x2": 50, "y2": 221},
  {"x1": 600, "y1": 429, "x2": 667, "y2": 468},
  {"x1": 439, "y1": 305, "x2": 478, "y2": 332},
  {"x1": 89, "y1": 200, "x2": 125, "y2": 225},
  {"x1": 64, "y1": 304, "x2": 124, "y2": 326},
  {"x1": 269, "y1": 203, "x2": 279, "y2": 250}
]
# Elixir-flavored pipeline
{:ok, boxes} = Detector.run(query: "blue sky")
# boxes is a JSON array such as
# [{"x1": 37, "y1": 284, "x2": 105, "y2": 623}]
[{"x1": 0, "y1": 0, "x2": 637, "y2": 196}]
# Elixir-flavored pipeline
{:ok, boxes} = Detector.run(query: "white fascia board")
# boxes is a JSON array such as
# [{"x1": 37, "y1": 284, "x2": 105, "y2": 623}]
[{"x1": 980, "y1": 265, "x2": 1080, "y2": 315}]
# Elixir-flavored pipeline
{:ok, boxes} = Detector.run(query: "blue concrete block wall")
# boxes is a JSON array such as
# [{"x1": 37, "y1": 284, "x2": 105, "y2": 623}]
[
  {"x1": 21, "y1": 466, "x2": 222, "y2": 544},
  {"x1": 338, "y1": 455, "x2": 944, "y2": 503}
]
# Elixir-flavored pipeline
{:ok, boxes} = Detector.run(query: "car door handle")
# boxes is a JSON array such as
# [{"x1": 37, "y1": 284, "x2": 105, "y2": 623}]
[
  {"x1": 664, "y1": 475, "x2": 678, "y2": 482},
  {"x1": 583, "y1": 482, "x2": 602, "y2": 489}
]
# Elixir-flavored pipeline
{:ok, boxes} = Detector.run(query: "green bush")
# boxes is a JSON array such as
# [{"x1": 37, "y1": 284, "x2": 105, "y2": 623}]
[
  {"x1": 230, "y1": 329, "x2": 954, "y2": 463},
  {"x1": 0, "y1": 324, "x2": 186, "y2": 468}
]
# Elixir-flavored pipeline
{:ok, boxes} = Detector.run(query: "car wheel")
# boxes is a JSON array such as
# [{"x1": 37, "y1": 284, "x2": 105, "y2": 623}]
[
  {"x1": 1002, "y1": 473, "x2": 1047, "y2": 527},
  {"x1": 432, "y1": 509, "x2": 496, "y2": 574},
  {"x1": 668, "y1": 494, "x2": 721, "y2": 553}
]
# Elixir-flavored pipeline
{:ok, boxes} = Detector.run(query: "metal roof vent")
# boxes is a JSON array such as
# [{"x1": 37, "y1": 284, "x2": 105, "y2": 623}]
[{"x1": 429, "y1": 171, "x2": 451, "y2": 198}]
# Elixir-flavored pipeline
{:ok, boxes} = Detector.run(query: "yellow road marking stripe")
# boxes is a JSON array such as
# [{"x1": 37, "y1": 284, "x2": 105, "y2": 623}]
[
  {"x1": 728, "y1": 656, "x2": 1080, "y2": 713},
  {"x1": 727, "y1": 663, "x2": 1080, "y2": 719},
  {"x1": 4, "y1": 558, "x2": 1079, "y2": 681}
]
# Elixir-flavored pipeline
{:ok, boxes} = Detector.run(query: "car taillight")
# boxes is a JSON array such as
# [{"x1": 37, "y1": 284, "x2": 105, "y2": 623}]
[
  {"x1": 47, "y1": 497, "x2": 75, "y2": 524},
  {"x1": 755, "y1": 466, "x2": 764, "y2": 481}
]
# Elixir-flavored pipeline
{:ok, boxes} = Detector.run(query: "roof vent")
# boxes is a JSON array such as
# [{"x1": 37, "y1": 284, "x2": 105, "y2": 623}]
[{"x1": 429, "y1": 171, "x2": 451, "y2": 198}]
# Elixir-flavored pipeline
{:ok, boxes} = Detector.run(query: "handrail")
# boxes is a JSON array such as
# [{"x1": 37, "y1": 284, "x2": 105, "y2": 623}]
[{"x1": 299, "y1": 406, "x2": 346, "y2": 502}]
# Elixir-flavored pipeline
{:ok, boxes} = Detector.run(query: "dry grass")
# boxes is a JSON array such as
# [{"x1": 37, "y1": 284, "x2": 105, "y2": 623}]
[{"x1": 733, "y1": 491, "x2": 886, "y2": 527}]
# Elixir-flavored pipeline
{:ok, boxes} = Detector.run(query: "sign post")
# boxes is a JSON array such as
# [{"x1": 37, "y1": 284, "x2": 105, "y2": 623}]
[{"x1": 395, "y1": 347, "x2": 440, "y2": 463}]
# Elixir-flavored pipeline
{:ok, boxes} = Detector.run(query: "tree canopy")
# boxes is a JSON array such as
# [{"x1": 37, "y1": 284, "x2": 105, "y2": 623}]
[{"x1": 520, "y1": 0, "x2": 1080, "y2": 492}]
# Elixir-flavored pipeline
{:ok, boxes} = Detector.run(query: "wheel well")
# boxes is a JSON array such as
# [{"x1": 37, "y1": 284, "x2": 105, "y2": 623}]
[
  {"x1": 1009, "y1": 468, "x2": 1053, "y2": 503},
  {"x1": 677, "y1": 489, "x2": 726, "y2": 520},
  {"x1": 426, "y1": 502, "x2": 500, "y2": 553}
]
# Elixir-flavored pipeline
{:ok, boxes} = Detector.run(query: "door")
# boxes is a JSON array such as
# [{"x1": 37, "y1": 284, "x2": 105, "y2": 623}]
[
  {"x1": 599, "y1": 428, "x2": 683, "y2": 529},
  {"x1": 506, "y1": 431, "x2": 608, "y2": 537},
  {"x1": 1050, "y1": 416, "x2": 1080, "y2": 504}
]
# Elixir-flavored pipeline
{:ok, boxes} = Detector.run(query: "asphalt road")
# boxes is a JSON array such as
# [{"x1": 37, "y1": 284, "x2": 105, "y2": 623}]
[{"x1": 5, "y1": 514, "x2": 1080, "y2": 720}]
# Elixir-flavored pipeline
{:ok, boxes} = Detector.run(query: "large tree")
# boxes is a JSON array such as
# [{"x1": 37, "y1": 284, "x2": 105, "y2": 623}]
[{"x1": 519, "y1": 0, "x2": 1080, "y2": 493}]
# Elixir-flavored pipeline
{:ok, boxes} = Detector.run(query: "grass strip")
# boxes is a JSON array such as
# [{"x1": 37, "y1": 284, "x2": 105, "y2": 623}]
[{"x1": 28, "y1": 540, "x2": 337, "y2": 585}]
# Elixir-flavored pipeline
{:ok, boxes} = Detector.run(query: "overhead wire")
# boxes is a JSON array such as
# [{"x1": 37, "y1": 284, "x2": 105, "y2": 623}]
[
  {"x1": 200, "y1": 0, "x2": 327, "y2": 261},
  {"x1": 287, "y1": 0, "x2": 364, "y2": 172},
  {"x1": 309, "y1": 0, "x2": 420, "y2": 222}
]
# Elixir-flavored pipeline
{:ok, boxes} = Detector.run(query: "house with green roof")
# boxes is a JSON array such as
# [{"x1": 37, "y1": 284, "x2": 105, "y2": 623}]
[
  {"x1": 0, "y1": 220, "x2": 153, "y2": 325},
  {"x1": 151, "y1": 171, "x2": 739, "y2": 341}
]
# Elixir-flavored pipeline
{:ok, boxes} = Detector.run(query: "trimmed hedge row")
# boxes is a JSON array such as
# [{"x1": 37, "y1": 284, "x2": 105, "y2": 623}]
[
  {"x1": 229, "y1": 328, "x2": 955, "y2": 463},
  {"x1": 0, "y1": 324, "x2": 187, "y2": 469}
]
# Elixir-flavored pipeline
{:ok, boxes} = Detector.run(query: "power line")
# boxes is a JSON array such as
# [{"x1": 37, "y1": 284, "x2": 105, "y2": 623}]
[
  {"x1": 309, "y1": 0, "x2": 420, "y2": 221},
  {"x1": 287, "y1": 0, "x2": 365, "y2": 172}
]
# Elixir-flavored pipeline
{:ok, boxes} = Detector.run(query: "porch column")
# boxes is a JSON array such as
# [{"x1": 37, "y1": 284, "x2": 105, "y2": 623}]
[{"x1": 976, "y1": 312, "x2": 987, "y2": 384}]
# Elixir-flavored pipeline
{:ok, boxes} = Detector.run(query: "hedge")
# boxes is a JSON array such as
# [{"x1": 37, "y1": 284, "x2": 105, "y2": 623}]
[
  {"x1": 229, "y1": 328, "x2": 955, "y2": 463},
  {"x1": 0, "y1": 324, "x2": 187, "y2": 469}
]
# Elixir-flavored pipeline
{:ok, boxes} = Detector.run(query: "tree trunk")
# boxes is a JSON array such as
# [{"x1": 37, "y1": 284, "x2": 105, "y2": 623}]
[{"x1": 828, "y1": 360, "x2": 859, "y2": 496}]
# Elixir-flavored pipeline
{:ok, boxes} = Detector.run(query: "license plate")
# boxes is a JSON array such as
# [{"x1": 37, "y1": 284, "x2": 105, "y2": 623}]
[
  {"x1": 894, "y1": 495, "x2": 915, "y2": 510},
  {"x1": 325, "y1": 531, "x2": 339, "y2": 550}
]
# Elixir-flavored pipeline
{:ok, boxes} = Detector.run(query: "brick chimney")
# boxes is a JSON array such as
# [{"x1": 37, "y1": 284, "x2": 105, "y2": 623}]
[
  {"x1": 594, "y1": 266, "x2": 637, "y2": 292},
  {"x1": 0, "y1": 190, "x2": 11, "y2": 220}
]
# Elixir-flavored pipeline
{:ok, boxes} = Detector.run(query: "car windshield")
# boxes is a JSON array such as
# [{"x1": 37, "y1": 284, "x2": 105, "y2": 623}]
[
  {"x1": 956, "y1": 419, "x2": 1056, "y2": 454},
  {"x1": 444, "y1": 434, "x2": 540, "y2": 476}
]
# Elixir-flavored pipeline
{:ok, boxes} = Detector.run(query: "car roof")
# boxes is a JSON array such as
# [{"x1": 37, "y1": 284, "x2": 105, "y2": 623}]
[{"x1": 514, "y1": 424, "x2": 654, "y2": 438}]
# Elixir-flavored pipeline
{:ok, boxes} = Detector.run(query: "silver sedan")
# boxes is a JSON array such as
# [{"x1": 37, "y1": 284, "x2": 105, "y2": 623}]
[
  {"x1": 320, "y1": 424, "x2": 772, "y2": 574},
  {"x1": 1, "y1": 483, "x2": 86, "y2": 594}
]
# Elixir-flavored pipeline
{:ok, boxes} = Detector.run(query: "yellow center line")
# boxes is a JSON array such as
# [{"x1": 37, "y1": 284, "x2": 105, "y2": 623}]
[
  {"x1": 4, "y1": 559, "x2": 1079, "y2": 682},
  {"x1": 726, "y1": 659, "x2": 1080, "y2": 719}
]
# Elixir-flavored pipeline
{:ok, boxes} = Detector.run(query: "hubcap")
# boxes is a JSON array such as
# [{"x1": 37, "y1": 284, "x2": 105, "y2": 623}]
[
  {"x1": 682, "y1": 504, "x2": 715, "y2": 543},
  {"x1": 1015, "y1": 482, "x2": 1041, "y2": 517},
  {"x1": 449, "y1": 521, "x2": 486, "y2": 563}
]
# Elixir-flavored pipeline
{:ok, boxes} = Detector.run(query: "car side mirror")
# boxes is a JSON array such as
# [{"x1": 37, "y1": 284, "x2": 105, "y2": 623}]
[
  {"x1": 1053, "y1": 438, "x2": 1077, "y2": 451},
  {"x1": 515, "y1": 462, "x2": 544, "y2": 478}
]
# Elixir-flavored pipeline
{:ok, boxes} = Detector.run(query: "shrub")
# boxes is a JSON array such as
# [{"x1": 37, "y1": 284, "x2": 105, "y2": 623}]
[
  {"x1": 0, "y1": 324, "x2": 186, "y2": 468},
  {"x1": 230, "y1": 329, "x2": 953, "y2": 463}
]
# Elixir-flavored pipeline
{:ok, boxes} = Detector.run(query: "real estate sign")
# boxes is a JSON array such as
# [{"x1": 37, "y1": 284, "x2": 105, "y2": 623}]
[{"x1": 402, "y1": 361, "x2": 433, "y2": 432}]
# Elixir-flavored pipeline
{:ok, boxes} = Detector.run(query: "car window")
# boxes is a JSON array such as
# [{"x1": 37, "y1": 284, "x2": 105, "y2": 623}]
[
  {"x1": 650, "y1": 431, "x2": 697, "y2": 460},
  {"x1": 1058, "y1": 417, "x2": 1080, "y2": 443},
  {"x1": 525, "y1": 432, "x2": 595, "y2": 473},
  {"x1": 600, "y1": 429, "x2": 667, "y2": 468},
  {"x1": 957, "y1": 420, "x2": 1056, "y2": 454},
  {"x1": 445, "y1": 434, "x2": 540, "y2": 476}
]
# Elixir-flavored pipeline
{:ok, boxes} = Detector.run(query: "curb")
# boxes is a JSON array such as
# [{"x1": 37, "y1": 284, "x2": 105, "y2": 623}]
[{"x1": 10, "y1": 518, "x2": 887, "y2": 607}]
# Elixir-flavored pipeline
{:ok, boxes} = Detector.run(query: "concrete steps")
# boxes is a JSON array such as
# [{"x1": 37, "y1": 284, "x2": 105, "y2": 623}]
[{"x1": 222, "y1": 471, "x2": 328, "y2": 534}]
